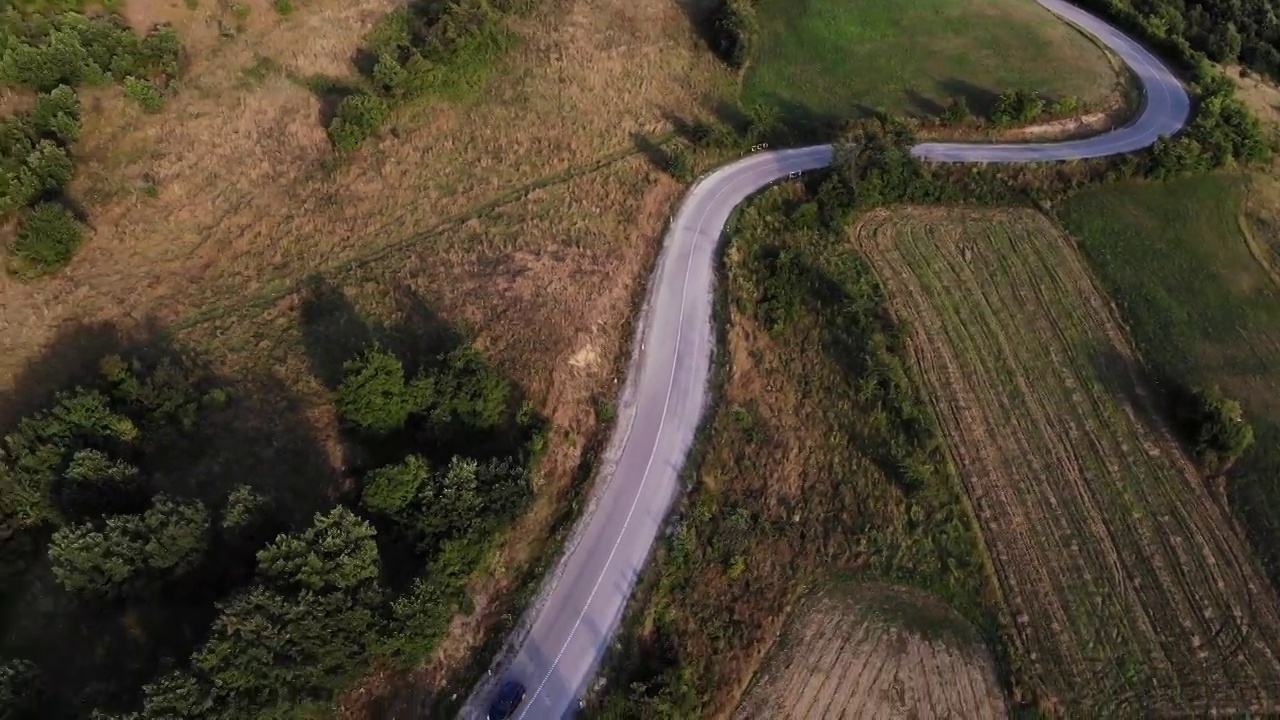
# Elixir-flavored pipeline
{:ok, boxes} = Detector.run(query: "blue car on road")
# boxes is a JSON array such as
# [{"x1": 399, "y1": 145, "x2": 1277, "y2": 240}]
[{"x1": 487, "y1": 679, "x2": 526, "y2": 720}]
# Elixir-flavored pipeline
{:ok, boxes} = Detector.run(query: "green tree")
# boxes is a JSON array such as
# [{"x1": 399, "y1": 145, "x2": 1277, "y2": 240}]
[
  {"x1": 57, "y1": 448, "x2": 143, "y2": 519},
  {"x1": 431, "y1": 344, "x2": 511, "y2": 431},
  {"x1": 10, "y1": 201, "x2": 86, "y2": 279},
  {"x1": 662, "y1": 145, "x2": 693, "y2": 182},
  {"x1": 416, "y1": 455, "x2": 530, "y2": 552},
  {"x1": 221, "y1": 484, "x2": 272, "y2": 534},
  {"x1": 48, "y1": 495, "x2": 210, "y2": 597},
  {"x1": 941, "y1": 96, "x2": 969, "y2": 124},
  {"x1": 28, "y1": 85, "x2": 81, "y2": 143},
  {"x1": 1186, "y1": 386, "x2": 1255, "y2": 475},
  {"x1": 140, "y1": 670, "x2": 212, "y2": 719},
  {"x1": 360, "y1": 454, "x2": 430, "y2": 519},
  {"x1": 0, "y1": 658, "x2": 43, "y2": 720},
  {"x1": 188, "y1": 585, "x2": 382, "y2": 715},
  {"x1": 1, "y1": 388, "x2": 137, "y2": 527},
  {"x1": 832, "y1": 117, "x2": 928, "y2": 208},
  {"x1": 335, "y1": 345, "x2": 419, "y2": 434},
  {"x1": 990, "y1": 89, "x2": 1044, "y2": 127},
  {"x1": 256, "y1": 505, "x2": 379, "y2": 594},
  {"x1": 381, "y1": 574, "x2": 457, "y2": 665},
  {"x1": 123, "y1": 76, "x2": 164, "y2": 112},
  {"x1": 326, "y1": 92, "x2": 390, "y2": 153},
  {"x1": 24, "y1": 141, "x2": 74, "y2": 195}
]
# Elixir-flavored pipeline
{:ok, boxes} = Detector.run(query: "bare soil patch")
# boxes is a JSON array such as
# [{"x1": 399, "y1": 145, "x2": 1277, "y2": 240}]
[
  {"x1": 737, "y1": 584, "x2": 1006, "y2": 720},
  {"x1": 855, "y1": 207, "x2": 1280, "y2": 713}
]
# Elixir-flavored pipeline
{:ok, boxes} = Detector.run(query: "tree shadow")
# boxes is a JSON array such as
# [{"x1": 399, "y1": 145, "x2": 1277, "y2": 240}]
[
  {"x1": 905, "y1": 90, "x2": 945, "y2": 119},
  {"x1": 1086, "y1": 344, "x2": 1203, "y2": 452},
  {"x1": 301, "y1": 75, "x2": 364, "y2": 128},
  {"x1": 935, "y1": 78, "x2": 1002, "y2": 120},
  {"x1": 670, "y1": 0, "x2": 733, "y2": 63},
  {"x1": 632, "y1": 131, "x2": 675, "y2": 175},
  {"x1": 299, "y1": 273, "x2": 460, "y2": 391},
  {"x1": 0, "y1": 315, "x2": 341, "y2": 717},
  {"x1": 660, "y1": 108, "x2": 713, "y2": 146},
  {"x1": 745, "y1": 91, "x2": 880, "y2": 146}
]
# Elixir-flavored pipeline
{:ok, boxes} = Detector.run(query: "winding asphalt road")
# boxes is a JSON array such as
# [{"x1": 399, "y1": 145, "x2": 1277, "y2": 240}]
[{"x1": 463, "y1": 0, "x2": 1190, "y2": 717}]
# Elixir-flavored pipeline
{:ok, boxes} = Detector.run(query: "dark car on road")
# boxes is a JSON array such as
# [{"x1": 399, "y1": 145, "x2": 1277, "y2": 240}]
[{"x1": 487, "y1": 679, "x2": 526, "y2": 720}]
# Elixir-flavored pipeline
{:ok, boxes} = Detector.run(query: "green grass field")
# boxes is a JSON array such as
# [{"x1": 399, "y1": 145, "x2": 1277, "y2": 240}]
[
  {"x1": 743, "y1": 0, "x2": 1120, "y2": 127},
  {"x1": 1058, "y1": 173, "x2": 1280, "y2": 591}
]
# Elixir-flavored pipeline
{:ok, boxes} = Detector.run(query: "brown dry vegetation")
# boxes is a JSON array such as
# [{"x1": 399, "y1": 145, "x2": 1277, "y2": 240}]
[
  {"x1": 0, "y1": 0, "x2": 732, "y2": 709},
  {"x1": 0, "y1": 0, "x2": 732, "y2": 389},
  {"x1": 736, "y1": 584, "x2": 1007, "y2": 720},
  {"x1": 855, "y1": 207, "x2": 1280, "y2": 713},
  {"x1": 193, "y1": 155, "x2": 689, "y2": 714}
]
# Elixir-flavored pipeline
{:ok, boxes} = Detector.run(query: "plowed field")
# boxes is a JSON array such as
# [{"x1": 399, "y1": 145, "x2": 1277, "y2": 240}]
[
  {"x1": 736, "y1": 585, "x2": 1006, "y2": 719},
  {"x1": 855, "y1": 208, "x2": 1280, "y2": 713}
]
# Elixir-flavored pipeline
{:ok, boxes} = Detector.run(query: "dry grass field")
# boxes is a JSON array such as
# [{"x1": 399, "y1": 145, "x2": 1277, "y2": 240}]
[
  {"x1": 856, "y1": 207, "x2": 1280, "y2": 713},
  {"x1": 0, "y1": 0, "x2": 731, "y2": 710},
  {"x1": 737, "y1": 584, "x2": 1007, "y2": 719},
  {"x1": 0, "y1": 0, "x2": 732, "y2": 391}
]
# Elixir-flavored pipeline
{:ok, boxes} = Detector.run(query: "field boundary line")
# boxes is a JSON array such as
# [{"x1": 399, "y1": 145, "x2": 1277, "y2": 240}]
[{"x1": 1236, "y1": 176, "x2": 1280, "y2": 293}]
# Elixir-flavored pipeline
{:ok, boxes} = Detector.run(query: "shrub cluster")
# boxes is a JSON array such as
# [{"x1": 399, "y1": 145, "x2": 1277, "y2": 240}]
[
  {"x1": 0, "y1": 9, "x2": 186, "y2": 277},
  {"x1": 0, "y1": 11, "x2": 182, "y2": 95},
  {"x1": 1172, "y1": 385, "x2": 1256, "y2": 475},
  {"x1": 324, "y1": 0, "x2": 527, "y2": 152},
  {"x1": 1146, "y1": 63, "x2": 1271, "y2": 178}
]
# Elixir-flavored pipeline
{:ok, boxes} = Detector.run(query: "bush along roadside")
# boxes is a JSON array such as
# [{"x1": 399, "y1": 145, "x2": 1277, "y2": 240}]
[
  {"x1": 0, "y1": 8, "x2": 186, "y2": 278},
  {"x1": 321, "y1": 0, "x2": 535, "y2": 154}
]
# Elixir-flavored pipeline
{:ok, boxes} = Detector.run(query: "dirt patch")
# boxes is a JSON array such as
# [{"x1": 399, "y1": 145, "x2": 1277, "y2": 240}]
[
  {"x1": 737, "y1": 584, "x2": 1006, "y2": 719},
  {"x1": 855, "y1": 207, "x2": 1280, "y2": 713},
  {"x1": 1003, "y1": 111, "x2": 1111, "y2": 140}
]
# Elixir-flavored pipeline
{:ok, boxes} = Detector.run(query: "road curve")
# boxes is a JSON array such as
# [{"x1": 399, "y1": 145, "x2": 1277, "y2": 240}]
[{"x1": 465, "y1": 1, "x2": 1190, "y2": 717}]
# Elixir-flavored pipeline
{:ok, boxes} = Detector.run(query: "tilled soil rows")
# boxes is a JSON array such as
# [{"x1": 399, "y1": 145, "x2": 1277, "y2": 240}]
[
  {"x1": 736, "y1": 586, "x2": 1006, "y2": 719},
  {"x1": 855, "y1": 208, "x2": 1280, "y2": 713}
]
